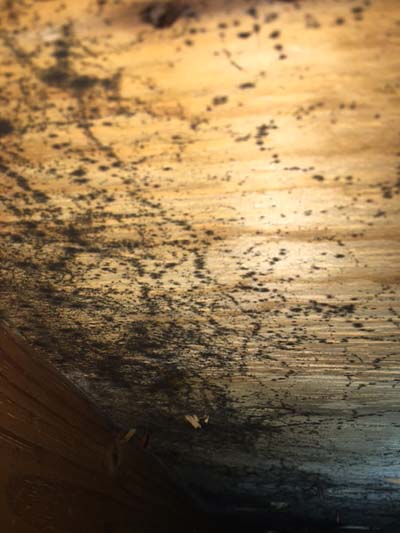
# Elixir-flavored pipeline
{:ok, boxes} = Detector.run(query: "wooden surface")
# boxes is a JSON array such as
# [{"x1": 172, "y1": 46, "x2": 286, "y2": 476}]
[
  {"x1": 0, "y1": 0, "x2": 400, "y2": 528},
  {"x1": 0, "y1": 326, "x2": 210, "y2": 533}
]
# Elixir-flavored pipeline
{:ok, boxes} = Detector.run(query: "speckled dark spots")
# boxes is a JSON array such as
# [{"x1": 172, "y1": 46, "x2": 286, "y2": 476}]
[
  {"x1": 63, "y1": 224, "x2": 86, "y2": 245},
  {"x1": 312, "y1": 175, "x2": 324, "y2": 182},
  {"x1": 48, "y1": 260, "x2": 67, "y2": 272},
  {"x1": 0, "y1": 163, "x2": 31, "y2": 191},
  {"x1": 0, "y1": 2, "x2": 398, "y2": 527},
  {"x1": 194, "y1": 255, "x2": 205, "y2": 271},
  {"x1": 255, "y1": 121, "x2": 277, "y2": 150}
]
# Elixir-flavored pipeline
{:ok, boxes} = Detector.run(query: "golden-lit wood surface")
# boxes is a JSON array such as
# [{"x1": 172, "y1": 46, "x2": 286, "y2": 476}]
[{"x1": 0, "y1": 0, "x2": 400, "y2": 526}]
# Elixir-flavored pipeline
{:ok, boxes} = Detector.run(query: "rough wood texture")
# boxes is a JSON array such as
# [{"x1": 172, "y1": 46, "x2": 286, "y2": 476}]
[
  {"x1": 0, "y1": 325, "x2": 209, "y2": 532},
  {"x1": 0, "y1": 0, "x2": 399, "y2": 528}
]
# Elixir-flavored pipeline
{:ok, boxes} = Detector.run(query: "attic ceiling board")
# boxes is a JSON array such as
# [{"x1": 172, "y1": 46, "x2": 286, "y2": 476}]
[{"x1": 0, "y1": 0, "x2": 400, "y2": 527}]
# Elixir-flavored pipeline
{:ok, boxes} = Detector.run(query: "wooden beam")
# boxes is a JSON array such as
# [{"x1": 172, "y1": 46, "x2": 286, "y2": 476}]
[
  {"x1": 0, "y1": 0, "x2": 399, "y2": 527},
  {"x1": 0, "y1": 324, "x2": 210, "y2": 533}
]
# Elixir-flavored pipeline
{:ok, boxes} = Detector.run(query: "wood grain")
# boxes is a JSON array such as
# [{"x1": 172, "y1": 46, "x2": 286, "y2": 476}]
[
  {"x1": 0, "y1": 0, "x2": 399, "y2": 528},
  {"x1": 0, "y1": 325, "x2": 209, "y2": 532}
]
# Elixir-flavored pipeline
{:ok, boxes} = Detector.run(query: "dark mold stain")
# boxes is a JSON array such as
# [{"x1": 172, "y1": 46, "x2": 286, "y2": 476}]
[
  {"x1": 212, "y1": 95, "x2": 228, "y2": 106},
  {"x1": 239, "y1": 82, "x2": 255, "y2": 90},
  {"x1": 269, "y1": 30, "x2": 281, "y2": 39},
  {"x1": 40, "y1": 67, "x2": 100, "y2": 93},
  {"x1": 140, "y1": 2, "x2": 190, "y2": 29},
  {"x1": 237, "y1": 31, "x2": 252, "y2": 39},
  {"x1": 0, "y1": 118, "x2": 14, "y2": 137}
]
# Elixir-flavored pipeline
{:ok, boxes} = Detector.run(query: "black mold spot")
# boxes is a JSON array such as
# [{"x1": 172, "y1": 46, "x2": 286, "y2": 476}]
[
  {"x1": 239, "y1": 82, "x2": 255, "y2": 90},
  {"x1": 141, "y1": 2, "x2": 188, "y2": 29},
  {"x1": 247, "y1": 7, "x2": 258, "y2": 19},
  {"x1": 265, "y1": 13, "x2": 279, "y2": 24},
  {"x1": 305, "y1": 14, "x2": 320, "y2": 29},
  {"x1": 269, "y1": 30, "x2": 280, "y2": 39},
  {"x1": 40, "y1": 66, "x2": 70, "y2": 88},
  {"x1": 53, "y1": 48, "x2": 69, "y2": 60},
  {"x1": 0, "y1": 163, "x2": 31, "y2": 191},
  {"x1": 9, "y1": 234, "x2": 23, "y2": 243},
  {"x1": 70, "y1": 167, "x2": 87, "y2": 178},
  {"x1": 212, "y1": 96, "x2": 228, "y2": 106},
  {"x1": 32, "y1": 190, "x2": 49, "y2": 203},
  {"x1": 0, "y1": 119, "x2": 14, "y2": 137},
  {"x1": 351, "y1": 6, "x2": 364, "y2": 20},
  {"x1": 70, "y1": 75, "x2": 98, "y2": 92},
  {"x1": 40, "y1": 67, "x2": 99, "y2": 93}
]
